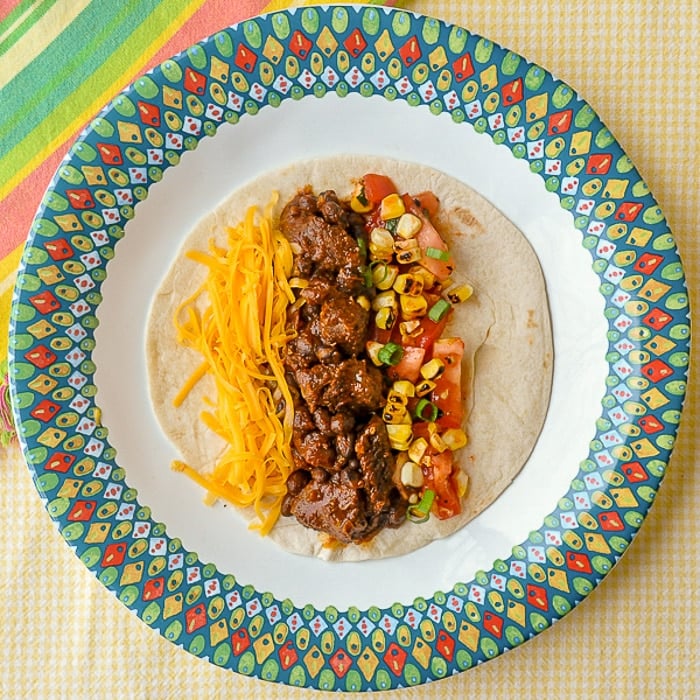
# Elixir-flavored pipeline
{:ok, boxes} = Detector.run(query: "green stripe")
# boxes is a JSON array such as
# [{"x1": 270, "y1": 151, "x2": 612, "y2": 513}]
[
  {"x1": 0, "y1": 0, "x2": 58, "y2": 57},
  {"x1": 0, "y1": 0, "x2": 170, "y2": 161}
]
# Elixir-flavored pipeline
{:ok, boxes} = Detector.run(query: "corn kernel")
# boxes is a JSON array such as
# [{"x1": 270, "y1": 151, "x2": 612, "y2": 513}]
[
  {"x1": 393, "y1": 273, "x2": 424, "y2": 296},
  {"x1": 383, "y1": 406, "x2": 409, "y2": 424},
  {"x1": 446, "y1": 283, "x2": 474, "y2": 304},
  {"x1": 392, "y1": 380, "x2": 416, "y2": 398},
  {"x1": 415, "y1": 379, "x2": 436, "y2": 397},
  {"x1": 442, "y1": 428, "x2": 468, "y2": 450},
  {"x1": 400, "y1": 460, "x2": 424, "y2": 488},
  {"x1": 386, "y1": 389, "x2": 408, "y2": 407},
  {"x1": 375, "y1": 306, "x2": 396, "y2": 331},
  {"x1": 380, "y1": 193, "x2": 406, "y2": 220},
  {"x1": 386, "y1": 423, "x2": 413, "y2": 450},
  {"x1": 366, "y1": 341, "x2": 384, "y2": 366},
  {"x1": 427, "y1": 426, "x2": 448, "y2": 453},
  {"x1": 355, "y1": 295, "x2": 371, "y2": 310},
  {"x1": 372, "y1": 290, "x2": 397, "y2": 311},
  {"x1": 456, "y1": 470, "x2": 469, "y2": 498},
  {"x1": 399, "y1": 320, "x2": 423, "y2": 340},
  {"x1": 369, "y1": 227, "x2": 394, "y2": 260},
  {"x1": 410, "y1": 265, "x2": 437, "y2": 289},
  {"x1": 400, "y1": 293, "x2": 428, "y2": 320},
  {"x1": 350, "y1": 185, "x2": 373, "y2": 213},
  {"x1": 407, "y1": 437, "x2": 429, "y2": 463},
  {"x1": 372, "y1": 263, "x2": 399, "y2": 291},
  {"x1": 393, "y1": 238, "x2": 422, "y2": 264},
  {"x1": 420, "y1": 358, "x2": 445, "y2": 380},
  {"x1": 395, "y1": 212, "x2": 422, "y2": 239}
]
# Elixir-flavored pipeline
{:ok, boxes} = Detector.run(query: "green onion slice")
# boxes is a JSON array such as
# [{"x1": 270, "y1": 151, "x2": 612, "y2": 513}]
[
  {"x1": 369, "y1": 260, "x2": 389, "y2": 283},
  {"x1": 428, "y1": 298, "x2": 451, "y2": 322},
  {"x1": 377, "y1": 341, "x2": 404, "y2": 366},
  {"x1": 407, "y1": 489, "x2": 435, "y2": 523},
  {"x1": 415, "y1": 398, "x2": 438, "y2": 422},
  {"x1": 425, "y1": 246, "x2": 450, "y2": 261}
]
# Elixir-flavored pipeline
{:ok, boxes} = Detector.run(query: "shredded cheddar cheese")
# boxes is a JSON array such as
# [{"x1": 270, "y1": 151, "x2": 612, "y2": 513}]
[{"x1": 172, "y1": 195, "x2": 296, "y2": 535}]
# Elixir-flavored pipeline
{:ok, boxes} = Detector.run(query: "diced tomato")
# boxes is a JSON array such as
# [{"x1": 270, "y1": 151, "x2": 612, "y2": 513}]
[
  {"x1": 412, "y1": 190, "x2": 440, "y2": 218},
  {"x1": 423, "y1": 450, "x2": 461, "y2": 519},
  {"x1": 431, "y1": 337, "x2": 464, "y2": 429},
  {"x1": 368, "y1": 323, "x2": 393, "y2": 346},
  {"x1": 387, "y1": 345, "x2": 425, "y2": 383},
  {"x1": 363, "y1": 174, "x2": 398, "y2": 206},
  {"x1": 401, "y1": 195, "x2": 454, "y2": 281},
  {"x1": 402, "y1": 310, "x2": 452, "y2": 352}
]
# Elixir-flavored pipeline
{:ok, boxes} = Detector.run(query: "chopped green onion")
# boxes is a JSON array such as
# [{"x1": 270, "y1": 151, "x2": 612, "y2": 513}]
[
  {"x1": 428, "y1": 298, "x2": 451, "y2": 322},
  {"x1": 356, "y1": 189, "x2": 368, "y2": 206},
  {"x1": 384, "y1": 217, "x2": 399, "y2": 234},
  {"x1": 415, "y1": 398, "x2": 438, "y2": 422},
  {"x1": 407, "y1": 489, "x2": 435, "y2": 523},
  {"x1": 377, "y1": 342, "x2": 404, "y2": 366},
  {"x1": 361, "y1": 265, "x2": 373, "y2": 288},
  {"x1": 425, "y1": 246, "x2": 450, "y2": 261},
  {"x1": 357, "y1": 236, "x2": 367, "y2": 260}
]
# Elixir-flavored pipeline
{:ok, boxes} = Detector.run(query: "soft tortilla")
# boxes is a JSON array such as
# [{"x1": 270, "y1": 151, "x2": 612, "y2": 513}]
[{"x1": 146, "y1": 156, "x2": 553, "y2": 561}]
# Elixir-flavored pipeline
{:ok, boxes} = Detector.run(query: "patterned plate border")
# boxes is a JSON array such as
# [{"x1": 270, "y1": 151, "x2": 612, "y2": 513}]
[{"x1": 8, "y1": 6, "x2": 690, "y2": 692}]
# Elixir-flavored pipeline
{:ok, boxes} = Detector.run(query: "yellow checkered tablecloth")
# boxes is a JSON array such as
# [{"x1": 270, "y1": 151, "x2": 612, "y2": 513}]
[{"x1": 1, "y1": 1, "x2": 697, "y2": 697}]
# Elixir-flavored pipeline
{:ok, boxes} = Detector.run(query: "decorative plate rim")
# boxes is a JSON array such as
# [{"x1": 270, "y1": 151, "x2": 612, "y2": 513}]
[{"x1": 8, "y1": 5, "x2": 690, "y2": 692}]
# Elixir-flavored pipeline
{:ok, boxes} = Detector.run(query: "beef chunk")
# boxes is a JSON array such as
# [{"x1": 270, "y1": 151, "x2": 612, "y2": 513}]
[
  {"x1": 283, "y1": 471, "x2": 369, "y2": 544},
  {"x1": 324, "y1": 359, "x2": 384, "y2": 412},
  {"x1": 319, "y1": 294, "x2": 369, "y2": 356}
]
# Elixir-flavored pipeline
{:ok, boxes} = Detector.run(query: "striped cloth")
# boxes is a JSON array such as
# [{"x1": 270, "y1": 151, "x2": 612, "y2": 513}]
[{"x1": 1, "y1": 1, "x2": 697, "y2": 698}]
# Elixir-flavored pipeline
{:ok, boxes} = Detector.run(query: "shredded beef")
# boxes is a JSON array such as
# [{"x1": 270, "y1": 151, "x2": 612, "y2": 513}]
[{"x1": 279, "y1": 188, "x2": 408, "y2": 544}]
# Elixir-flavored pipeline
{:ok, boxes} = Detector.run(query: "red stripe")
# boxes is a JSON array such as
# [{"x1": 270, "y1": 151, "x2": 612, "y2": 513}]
[
  {"x1": 0, "y1": 0, "x2": 25, "y2": 24},
  {"x1": 0, "y1": 0, "x2": 269, "y2": 258}
]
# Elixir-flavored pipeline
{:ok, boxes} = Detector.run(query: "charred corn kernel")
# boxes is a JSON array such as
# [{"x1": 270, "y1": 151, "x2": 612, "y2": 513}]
[
  {"x1": 420, "y1": 358, "x2": 445, "y2": 380},
  {"x1": 383, "y1": 406, "x2": 409, "y2": 424},
  {"x1": 387, "y1": 389, "x2": 408, "y2": 407},
  {"x1": 369, "y1": 227, "x2": 394, "y2": 260},
  {"x1": 400, "y1": 460, "x2": 424, "y2": 488},
  {"x1": 410, "y1": 265, "x2": 437, "y2": 289},
  {"x1": 400, "y1": 293, "x2": 428, "y2": 320},
  {"x1": 288, "y1": 277, "x2": 309, "y2": 289},
  {"x1": 447, "y1": 283, "x2": 474, "y2": 304},
  {"x1": 415, "y1": 379, "x2": 436, "y2": 397},
  {"x1": 456, "y1": 470, "x2": 469, "y2": 498},
  {"x1": 372, "y1": 289, "x2": 397, "y2": 311},
  {"x1": 427, "y1": 422, "x2": 449, "y2": 453},
  {"x1": 372, "y1": 263, "x2": 399, "y2": 291},
  {"x1": 366, "y1": 341, "x2": 384, "y2": 366},
  {"x1": 393, "y1": 273, "x2": 424, "y2": 296},
  {"x1": 392, "y1": 380, "x2": 415, "y2": 398},
  {"x1": 442, "y1": 428, "x2": 468, "y2": 450},
  {"x1": 375, "y1": 306, "x2": 396, "y2": 331},
  {"x1": 350, "y1": 184, "x2": 372, "y2": 213},
  {"x1": 407, "y1": 437, "x2": 429, "y2": 463},
  {"x1": 386, "y1": 423, "x2": 413, "y2": 450},
  {"x1": 399, "y1": 319, "x2": 423, "y2": 339},
  {"x1": 380, "y1": 193, "x2": 406, "y2": 220},
  {"x1": 393, "y1": 238, "x2": 422, "y2": 264},
  {"x1": 395, "y1": 212, "x2": 422, "y2": 239},
  {"x1": 355, "y1": 295, "x2": 371, "y2": 311}
]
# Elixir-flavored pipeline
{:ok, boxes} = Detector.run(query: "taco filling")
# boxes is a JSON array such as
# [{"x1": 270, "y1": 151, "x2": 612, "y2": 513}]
[
  {"x1": 277, "y1": 180, "x2": 469, "y2": 544},
  {"x1": 146, "y1": 156, "x2": 553, "y2": 561}
]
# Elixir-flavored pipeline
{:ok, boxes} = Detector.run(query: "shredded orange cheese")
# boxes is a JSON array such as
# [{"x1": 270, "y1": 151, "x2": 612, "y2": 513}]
[{"x1": 172, "y1": 195, "x2": 296, "y2": 535}]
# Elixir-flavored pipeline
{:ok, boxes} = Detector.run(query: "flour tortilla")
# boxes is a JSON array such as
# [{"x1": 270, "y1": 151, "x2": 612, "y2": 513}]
[{"x1": 146, "y1": 155, "x2": 553, "y2": 561}]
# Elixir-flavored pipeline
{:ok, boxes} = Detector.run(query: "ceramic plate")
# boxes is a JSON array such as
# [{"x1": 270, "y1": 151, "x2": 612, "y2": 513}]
[{"x1": 9, "y1": 6, "x2": 690, "y2": 691}]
